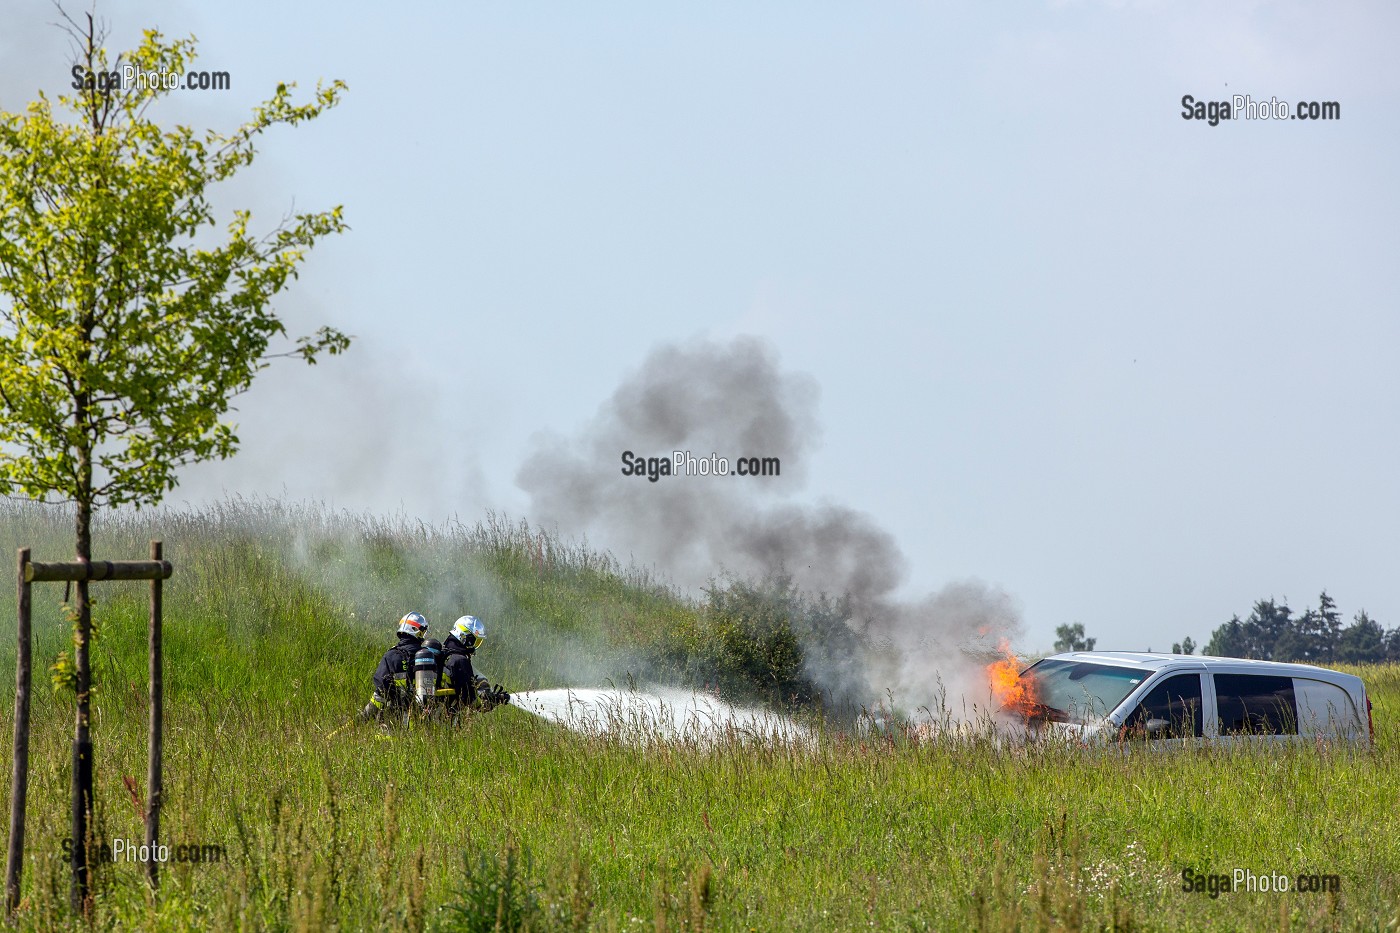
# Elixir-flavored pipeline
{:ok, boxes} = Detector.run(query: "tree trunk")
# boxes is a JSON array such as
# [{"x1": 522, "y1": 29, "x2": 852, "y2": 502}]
[
  {"x1": 70, "y1": 494, "x2": 92, "y2": 914},
  {"x1": 72, "y1": 32, "x2": 99, "y2": 903}
]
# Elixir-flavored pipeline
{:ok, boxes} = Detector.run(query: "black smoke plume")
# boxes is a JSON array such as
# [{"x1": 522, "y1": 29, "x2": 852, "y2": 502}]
[{"x1": 517, "y1": 336, "x2": 1022, "y2": 715}]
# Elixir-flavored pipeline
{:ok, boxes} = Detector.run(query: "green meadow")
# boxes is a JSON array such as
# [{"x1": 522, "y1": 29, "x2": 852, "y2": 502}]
[{"x1": 1, "y1": 500, "x2": 1396, "y2": 931}]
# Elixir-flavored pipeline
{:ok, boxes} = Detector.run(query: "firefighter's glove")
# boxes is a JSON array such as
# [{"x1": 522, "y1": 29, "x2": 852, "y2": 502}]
[{"x1": 476, "y1": 682, "x2": 510, "y2": 710}]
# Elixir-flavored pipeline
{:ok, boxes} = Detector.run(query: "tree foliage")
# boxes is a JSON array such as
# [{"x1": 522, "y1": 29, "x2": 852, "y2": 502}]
[
  {"x1": 1336, "y1": 610, "x2": 1386, "y2": 664},
  {"x1": 1170, "y1": 636, "x2": 1196, "y2": 655},
  {"x1": 0, "y1": 20, "x2": 349, "y2": 512},
  {"x1": 1203, "y1": 591, "x2": 1398, "y2": 664},
  {"x1": 1053, "y1": 622, "x2": 1096, "y2": 653}
]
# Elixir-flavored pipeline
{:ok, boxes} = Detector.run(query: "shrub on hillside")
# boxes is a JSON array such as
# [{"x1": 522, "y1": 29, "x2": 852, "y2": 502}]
[{"x1": 659, "y1": 572, "x2": 868, "y2": 712}]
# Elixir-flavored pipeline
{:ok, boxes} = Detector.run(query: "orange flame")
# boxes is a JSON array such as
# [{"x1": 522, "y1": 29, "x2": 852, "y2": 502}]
[{"x1": 987, "y1": 639, "x2": 1037, "y2": 717}]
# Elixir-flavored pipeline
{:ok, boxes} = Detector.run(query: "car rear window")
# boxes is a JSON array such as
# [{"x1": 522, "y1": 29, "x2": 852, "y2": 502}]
[
  {"x1": 1214, "y1": 673, "x2": 1298, "y2": 736},
  {"x1": 1292, "y1": 678, "x2": 1361, "y2": 738}
]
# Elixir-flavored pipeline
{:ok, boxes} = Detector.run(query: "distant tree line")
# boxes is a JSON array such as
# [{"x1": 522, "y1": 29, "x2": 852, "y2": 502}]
[{"x1": 1196, "y1": 591, "x2": 1399, "y2": 664}]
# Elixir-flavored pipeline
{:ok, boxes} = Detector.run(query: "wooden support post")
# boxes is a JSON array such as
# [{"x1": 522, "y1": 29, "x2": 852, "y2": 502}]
[
  {"x1": 144, "y1": 541, "x2": 163, "y2": 890},
  {"x1": 26, "y1": 559, "x2": 172, "y2": 583},
  {"x1": 5, "y1": 547, "x2": 172, "y2": 911},
  {"x1": 5, "y1": 549, "x2": 32, "y2": 916}
]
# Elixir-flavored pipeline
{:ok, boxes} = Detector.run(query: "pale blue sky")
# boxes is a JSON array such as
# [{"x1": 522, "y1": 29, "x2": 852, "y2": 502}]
[{"x1": 3, "y1": 1, "x2": 1396, "y2": 652}]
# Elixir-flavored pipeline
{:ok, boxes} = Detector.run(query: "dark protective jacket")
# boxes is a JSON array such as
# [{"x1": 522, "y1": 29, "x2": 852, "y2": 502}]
[
  {"x1": 373, "y1": 633, "x2": 424, "y2": 709},
  {"x1": 440, "y1": 634, "x2": 486, "y2": 711}
]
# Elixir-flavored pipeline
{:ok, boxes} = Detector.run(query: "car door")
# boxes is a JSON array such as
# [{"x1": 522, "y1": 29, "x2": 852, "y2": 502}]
[{"x1": 1117, "y1": 672, "x2": 1205, "y2": 747}]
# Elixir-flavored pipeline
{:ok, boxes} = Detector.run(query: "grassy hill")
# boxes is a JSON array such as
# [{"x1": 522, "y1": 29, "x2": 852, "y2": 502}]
[{"x1": 1, "y1": 500, "x2": 1397, "y2": 930}]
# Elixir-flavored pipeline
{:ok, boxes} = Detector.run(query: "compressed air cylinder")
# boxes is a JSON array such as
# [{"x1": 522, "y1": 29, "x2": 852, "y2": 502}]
[{"x1": 414, "y1": 642, "x2": 441, "y2": 705}]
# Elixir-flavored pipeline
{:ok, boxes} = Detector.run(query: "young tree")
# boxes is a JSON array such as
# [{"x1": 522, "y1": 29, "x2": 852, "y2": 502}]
[
  {"x1": 0, "y1": 15, "x2": 348, "y2": 908},
  {"x1": 1053, "y1": 622, "x2": 1095, "y2": 652}
]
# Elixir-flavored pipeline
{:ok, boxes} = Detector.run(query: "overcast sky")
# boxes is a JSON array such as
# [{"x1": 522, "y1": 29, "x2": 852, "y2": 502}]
[{"x1": 3, "y1": 1, "x2": 1396, "y2": 653}]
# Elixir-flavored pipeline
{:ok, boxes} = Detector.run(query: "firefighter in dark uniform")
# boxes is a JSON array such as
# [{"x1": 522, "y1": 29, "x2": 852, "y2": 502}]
[
  {"x1": 359, "y1": 611, "x2": 429, "y2": 721},
  {"x1": 441, "y1": 615, "x2": 509, "y2": 713}
]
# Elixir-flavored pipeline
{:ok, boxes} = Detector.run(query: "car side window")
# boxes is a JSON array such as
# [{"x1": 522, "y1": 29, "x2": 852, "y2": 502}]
[
  {"x1": 1122, "y1": 674, "x2": 1203, "y2": 739},
  {"x1": 1214, "y1": 674, "x2": 1298, "y2": 736}
]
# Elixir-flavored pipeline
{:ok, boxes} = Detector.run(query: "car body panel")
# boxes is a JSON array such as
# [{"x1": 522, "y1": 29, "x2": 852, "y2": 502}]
[{"x1": 1021, "y1": 652, "x2": 1370, "y2": 746}]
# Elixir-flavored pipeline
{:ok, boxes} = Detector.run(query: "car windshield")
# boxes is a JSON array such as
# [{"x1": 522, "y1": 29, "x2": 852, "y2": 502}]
[{"x1": 1019, "y1": 659, "x2": 1147, "y2": 724}]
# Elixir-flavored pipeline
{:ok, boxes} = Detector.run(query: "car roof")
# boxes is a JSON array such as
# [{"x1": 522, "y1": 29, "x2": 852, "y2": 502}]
[
  {"x1": 1040, "y1": 651, "x2": 1365, "y2": 686},
  {"x1": 1041, "y1": 650, "x2": 1198, "y2": 671}
]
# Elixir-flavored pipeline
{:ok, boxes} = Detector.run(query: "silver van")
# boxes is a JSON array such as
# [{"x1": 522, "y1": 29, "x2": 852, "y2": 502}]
[{"x1": 1015, "y1": 651, "x2": 1373, "y2": 745}]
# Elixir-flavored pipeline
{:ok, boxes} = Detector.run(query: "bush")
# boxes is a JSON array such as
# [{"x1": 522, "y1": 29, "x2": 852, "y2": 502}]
[{"x1": 658, "y1": 572, "x2": 866, "y2": 711}]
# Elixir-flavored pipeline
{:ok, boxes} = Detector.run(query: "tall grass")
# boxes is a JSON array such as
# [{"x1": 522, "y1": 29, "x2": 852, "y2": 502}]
[{"x1": 0, "y1": 499, "x2": 1397, "y2": 930}]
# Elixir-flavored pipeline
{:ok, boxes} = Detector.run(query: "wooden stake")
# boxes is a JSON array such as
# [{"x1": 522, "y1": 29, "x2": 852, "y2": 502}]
[
  {"x1": 5, "y1": 549, "x2": 32, "y2": 916},
  {"x1": 145, "y1": 541, "x2": 163, "y2": 890}
]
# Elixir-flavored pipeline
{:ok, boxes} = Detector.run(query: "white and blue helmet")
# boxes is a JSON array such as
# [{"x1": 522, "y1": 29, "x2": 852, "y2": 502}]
[{"x1": 451, "y1": 615, "x2": 486, "y2": 650}]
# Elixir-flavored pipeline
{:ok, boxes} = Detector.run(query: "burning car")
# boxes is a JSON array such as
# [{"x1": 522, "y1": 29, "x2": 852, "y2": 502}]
[{"x1": 991, "y1": 650, "x2": 1373, "y2": 746}]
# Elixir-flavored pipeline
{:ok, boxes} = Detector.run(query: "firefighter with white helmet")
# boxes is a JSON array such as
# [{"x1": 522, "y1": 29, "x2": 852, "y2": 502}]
[{"x1": 440, "y1": 614, "x2": 510, "y2": 713}]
